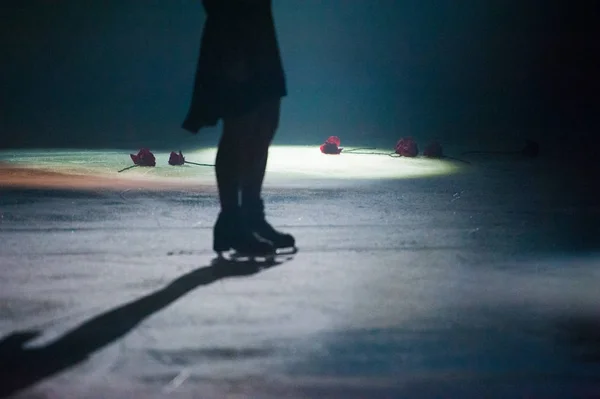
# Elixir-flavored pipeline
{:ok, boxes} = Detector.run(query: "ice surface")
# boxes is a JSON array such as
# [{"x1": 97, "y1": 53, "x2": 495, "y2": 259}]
[
  {"x1": 0, "y1": 149, "x2": 599, "y2": 398},
  {"x1": 0, "y1": 146, "x2": 460, "y2": 189}
]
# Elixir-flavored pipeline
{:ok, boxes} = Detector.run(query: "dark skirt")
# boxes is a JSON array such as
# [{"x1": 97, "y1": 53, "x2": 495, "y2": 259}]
[{"x1": 182, "y1": 0, "x2": 287, "y2": 133}]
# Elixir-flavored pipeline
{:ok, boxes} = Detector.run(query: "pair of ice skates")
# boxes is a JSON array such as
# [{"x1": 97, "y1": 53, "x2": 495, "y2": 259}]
[{"x1": 213, "y1": 200, "x2": 296, "y2": 261}]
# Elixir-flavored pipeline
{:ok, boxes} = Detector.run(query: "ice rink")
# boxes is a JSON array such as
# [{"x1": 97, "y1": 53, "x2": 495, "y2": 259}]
[{"x1": 1, "y1": 146, "x2": 599, "y2": 398}]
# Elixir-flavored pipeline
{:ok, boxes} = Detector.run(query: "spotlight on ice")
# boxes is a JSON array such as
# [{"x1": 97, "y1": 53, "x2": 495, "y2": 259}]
[{"x1": 0, "y1": 146, "x2": 461, "y2": 191}]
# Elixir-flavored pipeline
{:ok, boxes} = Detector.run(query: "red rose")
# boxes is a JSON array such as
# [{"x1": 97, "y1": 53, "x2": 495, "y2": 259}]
[
  {"x1": 130, "y1": 148, "x2": 156, "y2": 167},
  {"x1": 326, "y1": 136, "x2": 341, "y2": 146},
  {"x1": 320, "y1": 136, "x2": 343, "y2": 154},
  {"x1": 168, "y1": 151, "x2": 185, "y2": 166},
  {"x1": 320, "y1": 142, "x2": 342, "y2": 154},
  {"x1": 395, "y1": 137, "x2": 418, "y2": 157},
  {"x1": 423, "y1": 141, "x2": 443, "y2": 158}
]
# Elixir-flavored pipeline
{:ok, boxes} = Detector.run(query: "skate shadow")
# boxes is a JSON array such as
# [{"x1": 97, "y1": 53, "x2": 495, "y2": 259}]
[{"x1": 0, "y1": 255, "x2": 288, "y2": 398}]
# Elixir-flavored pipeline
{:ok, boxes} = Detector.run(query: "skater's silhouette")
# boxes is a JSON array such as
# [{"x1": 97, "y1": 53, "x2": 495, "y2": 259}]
[
  {"x1": 182, "y1": 0, "x2": 295, "y2": 256},
  {"x1": 0, "y1": 257, "x2": 285, "y2": 398}
]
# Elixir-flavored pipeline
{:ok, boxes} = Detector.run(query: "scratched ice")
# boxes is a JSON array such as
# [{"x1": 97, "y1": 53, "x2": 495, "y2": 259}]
[{"x1": 0, "y1": 148, "x2": 599, "y2": 398}]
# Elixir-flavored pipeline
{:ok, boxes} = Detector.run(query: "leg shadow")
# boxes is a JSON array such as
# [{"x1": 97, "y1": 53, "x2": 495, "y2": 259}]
[{"x1": 0, "y1": 256, "x2": 286, "y2": 398}]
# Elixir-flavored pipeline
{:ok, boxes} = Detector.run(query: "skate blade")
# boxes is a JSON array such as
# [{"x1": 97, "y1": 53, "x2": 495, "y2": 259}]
[
  {"x1": 275, "y1": 246, "x2": 298, "y2": 256},
  {"x1": 218, "y1": 250, "x2": 276, "y2": 264}
]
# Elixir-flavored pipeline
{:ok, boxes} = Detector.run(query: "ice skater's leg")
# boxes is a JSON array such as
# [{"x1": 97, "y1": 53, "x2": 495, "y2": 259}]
[
  {"x1": 215, "y1": 116, "x2": 245, "y2": 212},
  {"x1": 240, "y1": 98, "x2": 280, "y2": 206},
  {"x1": 213, "y1": 110, "x2": 274, "y2": 255},
  {"x1": 240, "y1": 99, "x2": 295, "y2": 250}
]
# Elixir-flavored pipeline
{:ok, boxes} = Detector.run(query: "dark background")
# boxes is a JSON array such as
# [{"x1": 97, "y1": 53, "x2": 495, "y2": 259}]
[{"x1": 1, "y1": 0, "x2": 598, "y2": 152}]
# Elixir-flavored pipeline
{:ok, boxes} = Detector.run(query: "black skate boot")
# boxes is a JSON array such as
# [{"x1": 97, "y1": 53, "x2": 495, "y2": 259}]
[
  {"x1": 213, "y1": 208, "x2": 275, "y2": 259},
  {"x1": 242, "y1": 200, "x2": 296, "y2": 253}
]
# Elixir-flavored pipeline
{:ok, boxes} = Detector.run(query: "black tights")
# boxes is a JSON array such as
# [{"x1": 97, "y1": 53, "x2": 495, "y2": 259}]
[{"x1": 215, "y1": 98, "x2": 280, "y2": 213}]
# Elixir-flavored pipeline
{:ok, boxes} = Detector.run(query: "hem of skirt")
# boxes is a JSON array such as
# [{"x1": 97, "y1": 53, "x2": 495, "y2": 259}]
[
  {"x1": 181, "y1": 117, "x2": 219, "y2": 134},
  {"x1": 182, "y1": 92, "x2": 286, "y2": 134}
]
